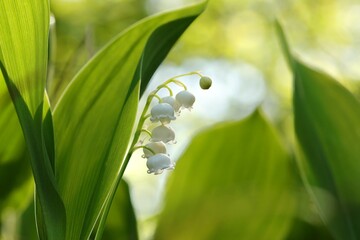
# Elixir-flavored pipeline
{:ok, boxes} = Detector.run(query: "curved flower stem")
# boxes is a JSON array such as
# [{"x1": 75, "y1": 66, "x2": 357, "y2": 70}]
[
  {"x1": 171, "y1": 71, "x2": 203, "y2": 79},
  {"x1": 131, "y1": 145, "x2": 155, "y2": 155},
  {"x1": 161, "y1": 84, "x2": 173, "y2": 96},
  {"x1": 167, "y1": 79, "x2": 187, "y2": 90},
  {"x1": 140, "y1": 128, "x2": 152, "y2": 138},
  {"x1": 163, "y1": 71, "x2": 203, "y2": 90},
  {"x1": 149, "y1": 93, "x2": 162, "y2": 102}
]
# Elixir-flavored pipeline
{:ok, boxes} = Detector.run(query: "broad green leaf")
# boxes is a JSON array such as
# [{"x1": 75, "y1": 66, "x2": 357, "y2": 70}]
[
  {"x1": 0, "y1": 1, "x2": 48, "y2": 115},
  {"x1": 155, "y1": 111, "x2": 296, "y2": 240},
  {"x1": 293, "y1": 61, "x2": 360, "y2": 240},
  {"x1": 18, "y1": 200, "x2": 38, "y2": 240},
  {"x1": 136, "y1": 16, "x2": 201, "y2": 96},
  {"x1": 53, "y1": 2, "x2": 207, "y2": 239},
  {"x1": 0, "y1": 1, "x2": 66, "y2": 239},
  {"x1": 276, "y1": 20, "x2": 360, "y2": 240}
]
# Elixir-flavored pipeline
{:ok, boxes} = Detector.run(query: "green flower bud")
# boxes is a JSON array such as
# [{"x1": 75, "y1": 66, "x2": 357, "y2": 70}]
[{"x1": 199, "y1": 76, "x2": 212, "y2": 90}]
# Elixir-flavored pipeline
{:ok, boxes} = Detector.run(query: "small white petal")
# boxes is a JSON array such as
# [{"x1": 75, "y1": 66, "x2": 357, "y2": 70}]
[
  {"x1": 161, "y1": 96, "x2": 181, "y2": 112},
  {"x1": 176, "y1": 90, "x2": 195, "y2": 109},
  {"x1": 146, "y1": 153, "x2": 175, "y2": 174},
  {"x1": 150, "y1": 103, "x2": 176, "y2": 124},
  {"x1": 151, "y1": 125, "x2": 175, "y2": 143},
  {"x1": 143, "y1": 142, "x2": 167, "y2": 158}
]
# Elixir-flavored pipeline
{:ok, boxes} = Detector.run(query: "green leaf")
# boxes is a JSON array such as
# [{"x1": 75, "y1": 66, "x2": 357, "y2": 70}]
[
  {"x1": 0, "y1": 1, "x2": 48, "y2": 115},
  {"x1": 101, "y1": 180, "x2": 138, "y2": 240},
  {"x1": 18, "y1": 200, "x2": 38, "y2": 240},
  {"x1": 0, "y1": 1, "x2": 65, "y2": 239},
  {"x1": 273, "y1": 19, "x2": 295, "y2": 71},
  {"x1": 155, "y1": 111, "x2": 296, "y2": 240},
  {"x1": 136, "y1": 16, "x2": 201, "y2": 96},
  {"x1": 293, "y1": 61, "x2": 360, "y2": 240},
  {"x1": 53, "y1": 2, "x2": 207, "y2": 239},
  {"x1": 0, "y1": 79, "x2": 32, "y2": 213},
  {"x1": 275, "y1": 20, "x2": 360, "y2": 240}
]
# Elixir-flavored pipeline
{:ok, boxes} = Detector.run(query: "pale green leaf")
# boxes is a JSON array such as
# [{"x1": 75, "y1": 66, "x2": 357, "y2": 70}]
[
  {"x1": 155, "y1": 111, "x2": 296, "y2": 240},
  {"x1": 0, "y1": 1, "x2": 48, "y2": 115},
  {"x1": 0, "y1": 1, "x2": 65, "y2": 238}
]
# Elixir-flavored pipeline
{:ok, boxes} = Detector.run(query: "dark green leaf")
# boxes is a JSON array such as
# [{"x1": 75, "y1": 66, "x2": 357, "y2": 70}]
[
  {"x1": 102, "y1": 180, "x2": 138, "y2": 240},
  {"x1": 275, "y1": 20, "x2": 360, "y2": 240},
  {"x1": 293, "y1": 60, "x2": 360, "y2": 240}
]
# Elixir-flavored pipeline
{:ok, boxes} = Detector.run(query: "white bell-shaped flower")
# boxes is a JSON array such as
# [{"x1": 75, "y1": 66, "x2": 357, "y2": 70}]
[
  {"x1": 176, "y1": 90, "x2": 195, "y2": 109},
  {"x1": 150, "y1": 103, "x2": 176, "y2": 124},
  {"x1": 161, "y1": 96, "x2": 181, "y2": 113},
  {"x1": 146, "y1": 153, "x2": 175, "y2": 175},
  {"x1": 142, "y1": 142, "x2": 167, "y2": 158},
  {"x1": 151, "y1": 125, "x2": 176, "y2": 143}
]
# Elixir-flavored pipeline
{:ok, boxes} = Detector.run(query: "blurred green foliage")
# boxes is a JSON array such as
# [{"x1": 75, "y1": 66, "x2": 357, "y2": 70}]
[{"x1": 2, "y1": 0, "x2": 360, "y2": 239}]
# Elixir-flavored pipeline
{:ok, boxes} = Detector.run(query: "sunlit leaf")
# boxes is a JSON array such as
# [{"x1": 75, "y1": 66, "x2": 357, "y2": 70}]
[
  {"x1": 276, "y1": 20, "x2": 360, "y2": 240},
  {"x1": 0, "y1": 1, "x2": 65, "y2": 238},
  {"x1": 0, "y1": 1, "x2": 48, "y2": 115},
  {"x1": 53, "y1": 2, "x2": 207, "y2": 239},
  {"x1": 155, "y1": 111, "x2": 296, "y2": 240}
]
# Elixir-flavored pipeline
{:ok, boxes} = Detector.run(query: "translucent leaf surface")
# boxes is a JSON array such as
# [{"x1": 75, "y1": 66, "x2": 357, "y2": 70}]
[
  {"x1": 276, "y1": 20, "x2": 360, "y2": 240},
  {"x1": 155, "y1": 111, "x2": 296, "y2": 240},
  {"x1": 0, "y1": 1, "x2": 48, "y2": 115},
  {"x1": 53, "y1": 2, "x2": 206, "y2": 239},
  {"x1": 0, "y1": 1, "x2": 65, "y2": 238}
]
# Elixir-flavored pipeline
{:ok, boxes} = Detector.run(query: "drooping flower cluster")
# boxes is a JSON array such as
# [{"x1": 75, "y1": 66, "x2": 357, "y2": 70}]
[
  {"x1": 144, "y1": 90, "x2": 195, "y2": 175},
  {"x1": 134, "y1": 72, "x2": 212, "y2": 175}
]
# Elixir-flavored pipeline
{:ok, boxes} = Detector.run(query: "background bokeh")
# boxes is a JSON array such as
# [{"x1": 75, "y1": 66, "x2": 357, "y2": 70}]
[{"x1": 2, "y1": 0, "x2": 360, "y2": 239}]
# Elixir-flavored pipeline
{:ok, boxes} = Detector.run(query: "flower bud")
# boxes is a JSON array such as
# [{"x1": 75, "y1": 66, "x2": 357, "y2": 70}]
[
  {"x1": 146, "y1": 153, "x2": 175, "y2": 175},
  {"x1": 151, "y1": 125, "x2": 176, "y2": 143},
  {"x1": 150, "y1": 103, "x2": 176, "y2": 124},
  {"x1": 199, "y1": 76, "x2": 212, "y2": 89},
  {"x1": 142, "y1": 142, "x2": 167, "y2": 158},
  {"x1": 176, "y1": 90, "x2": 195, "y2": 109}
]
